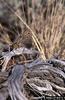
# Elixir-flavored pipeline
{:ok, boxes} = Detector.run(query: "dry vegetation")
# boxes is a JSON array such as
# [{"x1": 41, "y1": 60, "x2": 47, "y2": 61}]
[
  {"x1": 0, "y1": 0, "x2": 65, "y2": 59},
  {"x1": 0, "y1": 0, "x2": 65, "y2": 100}
]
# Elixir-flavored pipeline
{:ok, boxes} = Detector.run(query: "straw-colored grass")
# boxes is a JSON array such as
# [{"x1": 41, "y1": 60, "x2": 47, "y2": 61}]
[
  {"x1": 31, "y1": 0, "x2": 65, "y2": 59},
  {"x1": 0, "y1": 0, "x2": 65, "y2": 59}
]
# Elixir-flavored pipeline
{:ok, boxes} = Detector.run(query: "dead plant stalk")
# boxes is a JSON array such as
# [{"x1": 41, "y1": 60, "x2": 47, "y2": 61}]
[{"x1": 1, "y1": 0, "x2": 46, "y2": 60}]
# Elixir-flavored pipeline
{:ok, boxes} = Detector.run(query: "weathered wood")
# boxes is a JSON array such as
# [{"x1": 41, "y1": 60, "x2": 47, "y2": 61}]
[
  {"x1": 0, "y1": 52, "x2": 65, "y2": 99},
  {"x1": 1, "y1": 47, "x2": 39, "y2": 71},
  {"x1": 0, "y1": 64, "x2": 28, "y2": 100},
  {"x1": 7, "y1": 64, "x2": 28, "y2": 100}
]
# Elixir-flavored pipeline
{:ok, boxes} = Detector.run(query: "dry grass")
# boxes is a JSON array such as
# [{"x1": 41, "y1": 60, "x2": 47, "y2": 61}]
[
  {"x1": 0, "y1": 0, "x2": 65, "y2": 59},
  {"x1": 31, "y1": 0, "x2": 65, "y2": 59}
]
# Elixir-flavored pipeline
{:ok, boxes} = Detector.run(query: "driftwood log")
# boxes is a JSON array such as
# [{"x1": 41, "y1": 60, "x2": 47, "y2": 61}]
[
  {"x1": 0, "y1": 47, "x2": 65, "y2": 100},
  {"x1": 0, "y1": 64, "x2": 28, "y2": 100}
]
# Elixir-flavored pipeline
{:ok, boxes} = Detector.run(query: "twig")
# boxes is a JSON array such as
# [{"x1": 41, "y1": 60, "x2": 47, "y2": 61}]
[{"x1": 2, "y1": 47, "x2": 39, "y2": 71}]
